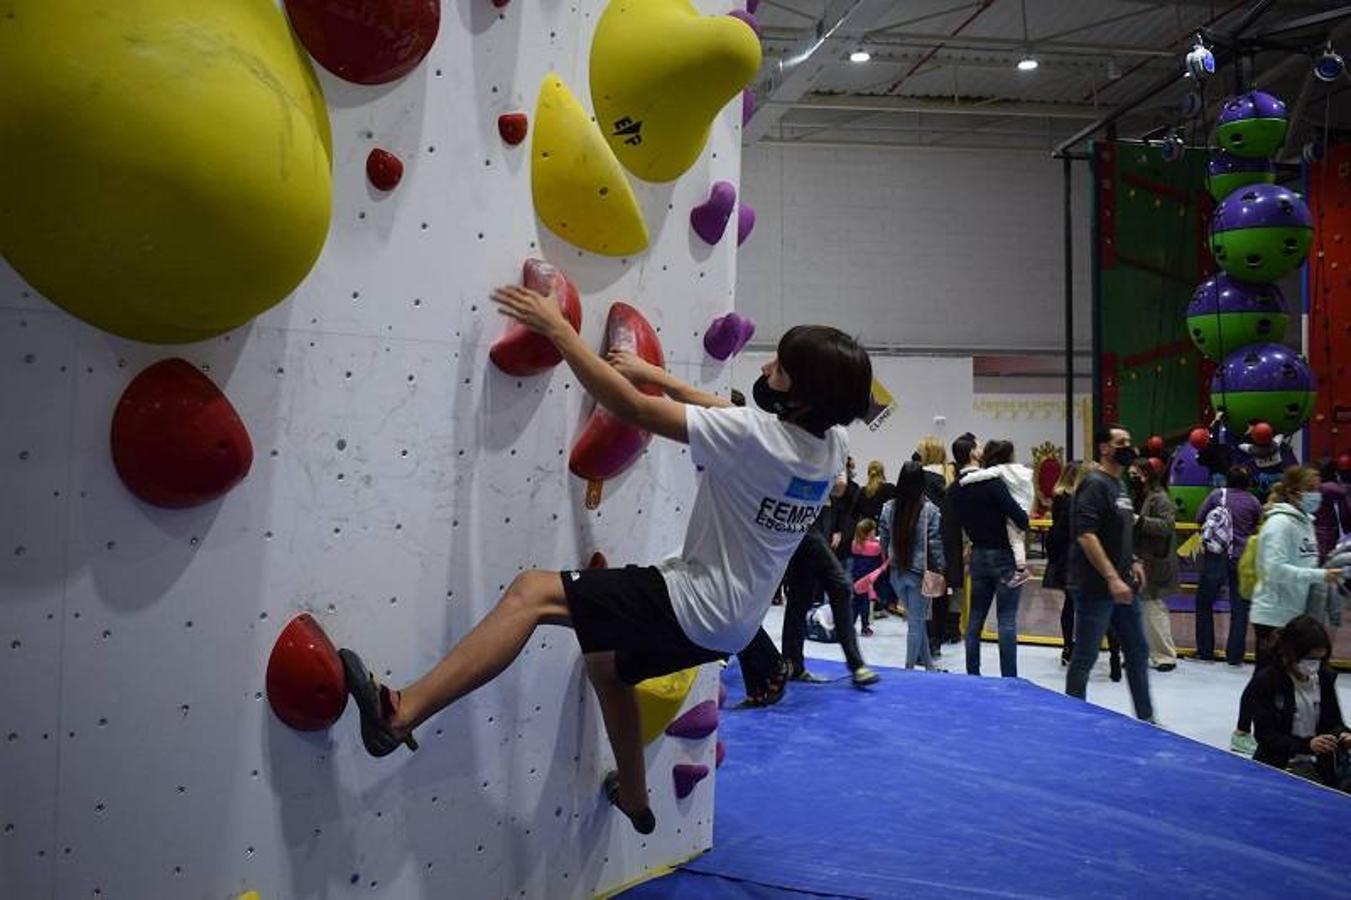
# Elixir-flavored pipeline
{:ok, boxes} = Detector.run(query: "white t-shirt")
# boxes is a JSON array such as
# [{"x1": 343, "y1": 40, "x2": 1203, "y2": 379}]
[{"x1": 657, "y1": 406, "x2": 847, "y2": 653}]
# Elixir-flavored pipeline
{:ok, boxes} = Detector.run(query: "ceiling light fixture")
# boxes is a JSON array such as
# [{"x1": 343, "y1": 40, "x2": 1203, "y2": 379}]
[
  {"x1": 849, "y1": 49, "x2": 871, "y2": 63},
  {"x1": 1016, "y1": 1, "x2": 1037, "y2": 72},
  {"x1": 1017, "y1": 57, "x2": 1039, "y2": 71}
]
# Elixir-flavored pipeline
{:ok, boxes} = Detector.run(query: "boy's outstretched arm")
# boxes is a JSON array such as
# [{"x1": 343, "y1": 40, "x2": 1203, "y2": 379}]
[
  {"x1": 607, "y1": 350, "x2": 734, "y2": 410},
  {"x1": 491, "y1": 285, "x2": 690, "y2": 443}
]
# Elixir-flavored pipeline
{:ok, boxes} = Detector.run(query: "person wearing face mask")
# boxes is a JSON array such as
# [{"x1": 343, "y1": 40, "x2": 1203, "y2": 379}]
[
  {"x1": 1248, "y1": 615, "x2": 1351, "y2": 791},
  {"x1": 1231, "y1": 466, "x2": 1345, "y2": 755},
  {"x1": 1064, "y1": 424, "x2": 1155, "y2": 721},
  {"x1": 1128, "y1": 460, "x2": 1179, "y2": 671}
]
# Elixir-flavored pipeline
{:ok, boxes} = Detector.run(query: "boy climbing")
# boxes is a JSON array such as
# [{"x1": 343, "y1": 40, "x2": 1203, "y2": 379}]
[{"x1": 338, "y1": 281, "x2": 874, "y2": 835}]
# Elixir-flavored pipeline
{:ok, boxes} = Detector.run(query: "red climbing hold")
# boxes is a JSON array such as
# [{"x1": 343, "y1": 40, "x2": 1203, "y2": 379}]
[
  {"x1": 1189, "y1": 427, "x2": 1212, "y2": 451},
  {"x1": 498, "y1": 112, "x2": 529, "y2": 146},
  {"x1": 366, "y1": 148, "x2": 404, "y2": 191},
  {"x1": 492, "y1": 0, "x2": 511, "y2": 6},
  {"x1": 588, "y1": 551, "x2": 609, "y2": 570},
  {"x1": 715, "y1": 740, "x2": 727, "y2": 769},
  {"x1": 266, "y1": 614, "x2": 348, "y2": 731},
  {"x1": 284, "y1": 0, "x2": 440, "y2": 85},
  {"x1": 673, "y1": 763, "x2": 710, "y2": 799},
  {"x1": 569, "y1": 303, "x2": 664, "y2": 482},
  {"x1": 1145, "y1": 435, "x2": 1165, "y2": 457},
  {"x1": 110, "y1": 359, "x2": 253, "y2": 508},
  {"x1": 490, "y1": 259, "x2": 582, "y2": 376}
]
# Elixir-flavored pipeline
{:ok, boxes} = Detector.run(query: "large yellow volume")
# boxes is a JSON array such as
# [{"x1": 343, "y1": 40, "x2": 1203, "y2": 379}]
[
  {"x1": 0, "y1": 0, "x2": 333, "y2": 344},
  {"x1": 590, "y1": 0, "x2": 761, "y2": 183},
  {"x1": 531, "y1": 75, "x2": 648, "y2": 257},
  {"x1": 636, "y1": 667, "x2": 698, "y2": 745}
]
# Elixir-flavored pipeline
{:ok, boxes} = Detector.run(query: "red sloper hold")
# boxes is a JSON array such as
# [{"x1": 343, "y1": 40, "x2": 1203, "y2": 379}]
[
  {"x1": 673, "y1": 763, "x2": 710, "y2": 799},
  {"x1": 569, "y1": 303, "x2": 665, "y2": 482},
  {"x1": 266, "y1": 614, "x2": 348, "y2": 731},
  {"x1": 110, "y1": 359, "x2": 253, "y2": 508},
  {"x1": 489, "y1": 259, "x2": 583, "y2": 376},
  {"x1": 664, "y1": 699, "x2": 719, "y2": 740},
  {"x1": 588, "y1": 551, "x2": 609, "y2": 570},
  {"x1": 284, "y1": 0, "x2": 441, "y2": 85},
  {"x1": 367, "y1": 148, "x2": 404, "y2": 191},
  {"x1": 492, "y1": 0, "x2": 511, "y2": 6},
  {"x1": 498, "y1": 112, "x2": 529, "y2": 146}
]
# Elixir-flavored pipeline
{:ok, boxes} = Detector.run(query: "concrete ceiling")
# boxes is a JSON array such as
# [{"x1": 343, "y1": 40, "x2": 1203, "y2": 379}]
[{"x1": 744, "y1": 0, "x2": 1351, "y2": 154}]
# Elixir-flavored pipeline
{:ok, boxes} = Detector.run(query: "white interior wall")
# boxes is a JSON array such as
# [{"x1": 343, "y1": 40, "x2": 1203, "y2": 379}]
[
  {"x1": 733, "y1": 353, "x2": 1088, "y2": 479},
  {"x1": 737, "y1": 144, "x2": 1093, "y2": 352},
  {"x1": 0, "y1": 3, "x2": 745, "y2": 898}
]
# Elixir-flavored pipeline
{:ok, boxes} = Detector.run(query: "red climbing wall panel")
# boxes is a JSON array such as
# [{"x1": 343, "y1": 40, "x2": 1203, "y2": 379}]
[{"x1": 1307, "y1": 142, "x2": 1351, "y2": 460}]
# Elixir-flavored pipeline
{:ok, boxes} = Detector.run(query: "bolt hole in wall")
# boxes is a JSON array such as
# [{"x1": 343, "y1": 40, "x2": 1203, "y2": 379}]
[{"x1": 0, "y1": 0, "x2": 748, "y2": 897}]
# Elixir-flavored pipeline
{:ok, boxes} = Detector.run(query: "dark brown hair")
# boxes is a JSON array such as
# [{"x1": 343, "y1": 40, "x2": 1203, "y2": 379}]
[
  {"x1": 777, "y1": 326, "x2": 873, "y2": 433},
  {"x1": 892, "y1": 461, "x2": 926, "y2": 566}
]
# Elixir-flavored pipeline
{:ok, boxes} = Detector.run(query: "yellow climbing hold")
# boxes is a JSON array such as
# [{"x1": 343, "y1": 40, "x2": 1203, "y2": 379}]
[
  {"x1": 531, "y1": 75, "x2": 648, "y2": 257},
  {"x1": 0, "y1": 0, "x2": 333, "y2": 344},
  {"x1": 636, "y1": 667, "x2": 698, "y2": 746},
  {"x1": 590, "y1": 0, "x2": 762, "y2": 183}
]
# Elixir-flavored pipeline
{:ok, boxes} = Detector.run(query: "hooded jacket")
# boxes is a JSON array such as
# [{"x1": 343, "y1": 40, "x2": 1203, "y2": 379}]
[{"x1": 1250, "y1": 503, "x2": 1326, "y2": 628}]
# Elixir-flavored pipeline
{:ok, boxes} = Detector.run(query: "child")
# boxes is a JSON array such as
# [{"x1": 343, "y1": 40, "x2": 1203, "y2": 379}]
[
  {"x1": 959, "y1": 440, "x2": 1033, "y2": 588},
  {"x1": 337, "y1": 282, "x2": 874, "y2": 836},
  {"x1": 849, "y1": 519, "x2": 883, "y2": 636}
]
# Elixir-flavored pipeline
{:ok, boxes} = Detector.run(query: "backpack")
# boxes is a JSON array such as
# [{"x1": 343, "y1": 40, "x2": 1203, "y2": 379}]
[
  {"x1": 1201, "y1": 489, "x2": 1234, "y2": 555},
  {"x1": 1237, "y1": 514, "x2": 1264, "y2": 600}
]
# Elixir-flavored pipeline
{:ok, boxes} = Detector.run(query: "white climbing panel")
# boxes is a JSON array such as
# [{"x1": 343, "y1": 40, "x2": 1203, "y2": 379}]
[{"x1": 0, "y1": 1, "x2": 747, "y2": 896}]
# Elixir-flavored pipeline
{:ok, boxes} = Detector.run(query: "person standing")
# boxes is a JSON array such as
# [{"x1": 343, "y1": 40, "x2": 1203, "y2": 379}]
[
  {"x1": 880, "y1": 462, "x2": 946, "y2": 670},
  {"x1": 1193, "y1": 466, "x2": 1263, "y2": 664},
  {"x1": 780, "y1": 474, "x2": 881, "y2": 687},
  {"x1": 1231, "y1": 466, "x2": 1343, "y2": 754},
  {"x1": 1046, "y1": 461, "x2": 1099, "y2": 667},
  {"x1": 1130, "y1": 460, "x2": 1179, "y2": 672},
  {"x1": 1064, "y1": 424, "x2": 1154, "y2": 721},
  {"x1": 940, "y1": 436, "x2": 979, "y2": 644},
  {"x1": 950, "y1": 440, "x2": 1030, "y2": 678},
  {"x1": 917, "y1": 436, "x2": 951, "y2": 655},
  {"x1": 855, "y1": 461, "x2": 899, "y2": 616}
]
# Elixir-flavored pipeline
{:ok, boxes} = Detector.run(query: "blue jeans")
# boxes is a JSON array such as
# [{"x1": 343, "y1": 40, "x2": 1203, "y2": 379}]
[
  {"x1": 1194, "y1": 551, "x2": 1248, "y2": 663},
  {"x1": 966, "y1": 547, "x2": 1022, "y2": 678},
  {"x1": 892, "y1": 571, "x2": 933, "y2": 668},
  {"x1": 1065, "y1": 592, "x2": 1154, "y2": 720}
]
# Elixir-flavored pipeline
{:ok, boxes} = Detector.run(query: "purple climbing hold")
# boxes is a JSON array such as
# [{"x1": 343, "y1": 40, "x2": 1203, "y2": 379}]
[
  {"x1": 1217, "y1": 90, "x2": 1287, "y2": 126},
  {"x1": 746, "y1": 0, "x2": 759, "y2": 13},
  {"x1": 715, "y1": 740, "x2": 727, "y2": 769},
  {"x1": 703, "y1": 312, "x2": 756, "y2": 361},
  {"x1": 1212, "y1": 183, "x2": 1313, "y2": 233},
  {"x1": 665, "y1": 699, "x2": 719, "y2": 739},
  {"x1": 718, "y1": 681, "x2": 727, "y2": 709},
  {"x1": 727, "y1": 9, "x2": 760, "y2": 35},
  {"x1": 741, "y1": 88, "x2": 756, "y2": 128},
  {"x1": 673, "y1": 763, "x2": 710, "y2": 799},
  {"x1": 737, "y1": 203, "x2": 756, "y2": 246},
  {"x1": 691, "y1": 181, "x2": 738, "y2": 245}
]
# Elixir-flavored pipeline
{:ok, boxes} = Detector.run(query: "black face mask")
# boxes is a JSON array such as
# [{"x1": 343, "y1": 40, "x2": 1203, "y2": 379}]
[
  {"x1": 752, "y1": 374, "x2": 792, "y2": 415},
  {"x1": 1113, "y1": 446, "x2": 1138, "y2": 467}
]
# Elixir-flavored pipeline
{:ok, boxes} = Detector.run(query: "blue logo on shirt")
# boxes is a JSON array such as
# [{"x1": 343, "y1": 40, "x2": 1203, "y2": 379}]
[{"x1": 785, "y1": 477, "x2": 828, "y2": 502}]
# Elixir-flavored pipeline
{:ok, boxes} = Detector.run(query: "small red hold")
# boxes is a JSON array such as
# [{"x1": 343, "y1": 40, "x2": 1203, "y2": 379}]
[
  {"x1": 266, "y1": 614, "x2": 348, "y2": 731},
  {"x1": 498, "y1": 112, "x2": 528, "y2": 146},
  {"x1": 1249, "y1": 421, "x2": 1275, "y2": 446},
  {"x1": 367, "y1": 148, "x2": 404, "y2": 191},
  {"x1": 110, "y1": 359, "x2": 253, "y2": 508},
  {"x1": 492, "y1": 0, "x2": 511, "y2": 6},
  {"x1": 1144, "y1": 435, "x2": 1165, "y2": 457},
  {"x1": 588, "y1": 551, "x2": 609, "y2": 570},
  {"x1": 1189, "y1": 427, "x2": 1212, "y2": 451},
  {"x1": 715, "y1": 740, "x2": 727, "y2": 769},
  {"x1": 1146, "y1": 456, "x2": 1166, "y2": 477}
]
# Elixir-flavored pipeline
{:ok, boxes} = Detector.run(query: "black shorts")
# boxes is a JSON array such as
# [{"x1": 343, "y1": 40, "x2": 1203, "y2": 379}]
[{"x1": 561, "y1": 565, "x2": 726, "y2": 685}]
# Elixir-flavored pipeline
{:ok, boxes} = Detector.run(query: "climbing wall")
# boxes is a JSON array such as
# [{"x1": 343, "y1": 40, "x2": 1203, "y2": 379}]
[
  {"x1": 1093, "y1": 141, "x2": 1214, "y2": 441},
  {"x1": 0, "y1": 2, "x2": 749, "y2": 897},
  {"x1": 1307, "y1": 140, "x2": 1351, "y2": 460}
]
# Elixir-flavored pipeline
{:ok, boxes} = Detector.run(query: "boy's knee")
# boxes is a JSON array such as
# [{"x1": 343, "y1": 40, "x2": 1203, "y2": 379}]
[{"x1": 503, "y1": 570, "x2": 565, "y2": 614}]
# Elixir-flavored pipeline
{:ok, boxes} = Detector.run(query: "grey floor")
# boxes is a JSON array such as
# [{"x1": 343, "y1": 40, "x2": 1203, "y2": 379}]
[{"x1": 761, "y1": 603, "x2": 1351, "y2": 754}]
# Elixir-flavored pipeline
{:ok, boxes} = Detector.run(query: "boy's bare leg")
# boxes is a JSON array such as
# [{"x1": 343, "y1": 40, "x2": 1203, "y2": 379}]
[
  {"x1": 585, "y1": 651, "x2": 649, "y2": 814},
  {"x1": 391, "y1": 570, "x2": 571, "y2": 735}
]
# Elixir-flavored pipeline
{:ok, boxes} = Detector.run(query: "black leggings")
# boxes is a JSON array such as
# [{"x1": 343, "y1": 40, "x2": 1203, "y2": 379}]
[{"x1": 781, "y1": 531, "x2": 866, "y2": 674}]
